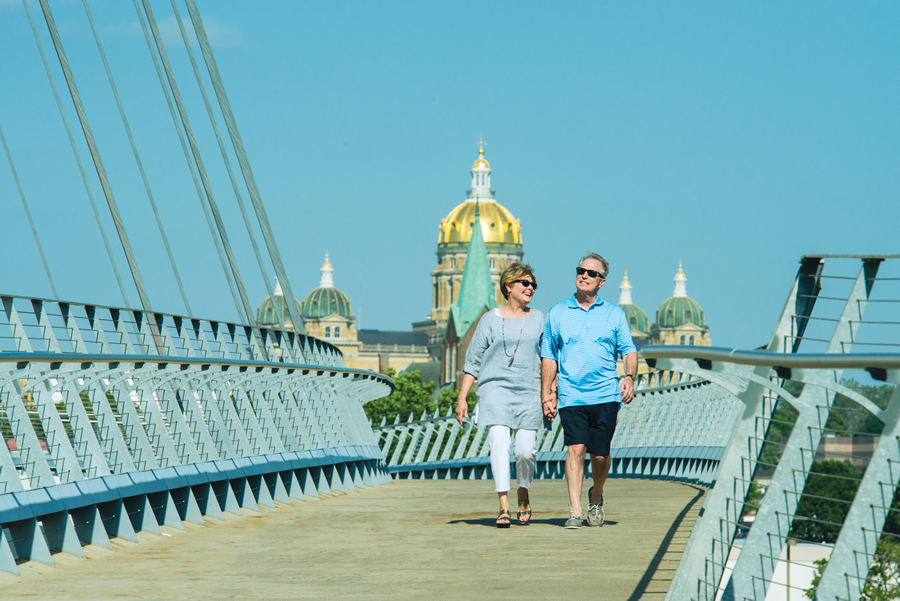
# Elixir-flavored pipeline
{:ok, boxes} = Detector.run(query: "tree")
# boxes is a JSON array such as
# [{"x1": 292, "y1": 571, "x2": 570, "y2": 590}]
[
  {"x1": 806, "y1": 538, "x2": 900, "y2": 600},
  {"x1": 790, "y1": 459, "x2": 862, "y2": 544},
  {"x1": 757, "y1": 399, "x2": 799, "y2": 469},
  {"x1": 363, "y1": 369, "x2": 476, "y2": 423},
  {"x1": 364, "y1": 368, "x2": 436, "y2": 422}
]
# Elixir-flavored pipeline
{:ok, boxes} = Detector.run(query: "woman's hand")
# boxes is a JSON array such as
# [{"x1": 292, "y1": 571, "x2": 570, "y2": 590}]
[{"x1": 456, "y1": 396, "x2": 469, "y2": 426}]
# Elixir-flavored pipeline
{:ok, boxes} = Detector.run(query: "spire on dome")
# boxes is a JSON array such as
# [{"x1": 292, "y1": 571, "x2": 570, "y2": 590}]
[
  {"x1": 469, "y1": 139, "x2": 493, "y2": 201},
  {"x1": 673, "y1": 262, "x2": 688, "y2": 298},
  {"x1": 319, "y1": 252, "x2": 335, "y2": 288},
  {"x1": 619, "y1": 270, "x2": 633, "y2": 305},
  {"x1": 452, "y1": 201, "x2": 495, "y2": 335}
]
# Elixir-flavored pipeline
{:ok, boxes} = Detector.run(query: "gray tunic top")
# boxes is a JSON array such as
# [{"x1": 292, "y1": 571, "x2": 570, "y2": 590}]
[{"x1": 462, "y1": 308, "x2": 546, "y2": 431}]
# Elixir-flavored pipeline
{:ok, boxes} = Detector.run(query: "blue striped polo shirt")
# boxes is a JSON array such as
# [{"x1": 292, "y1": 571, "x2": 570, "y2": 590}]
[{"x1": 541, "y1": 294, "x2": 637, "y2": 408}]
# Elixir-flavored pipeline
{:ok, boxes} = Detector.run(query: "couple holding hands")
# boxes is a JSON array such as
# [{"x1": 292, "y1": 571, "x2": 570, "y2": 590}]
[{"x1": 456, "y1": 253, "x2": 638, "y2": 529}]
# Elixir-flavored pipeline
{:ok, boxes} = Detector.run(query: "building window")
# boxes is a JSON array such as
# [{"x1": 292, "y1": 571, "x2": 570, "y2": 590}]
[
  {"x1": 335, "y1": 327, "x2": 341, "y2": 338},
  {"x1": 325, "y1": 326, "x2": 331, "y2": 338},
  {"x1": 450, "y1": 259, "x2": 456, "y2": 269},
  {"x1": 680, "y1": 335, "x2": 685, "y2": 345},
  {"x1": 689, "y1": 335, "x2": 695, "y2": 345},
  {"x1": 666, "y1": 311, "x2": 674, "y2": 326},
  {"x1": 685, "y1": 310, "x2": 692, "y2": 323},
  {"x1": 490, "y1": 259, "x2": 496, "y2": 269}
]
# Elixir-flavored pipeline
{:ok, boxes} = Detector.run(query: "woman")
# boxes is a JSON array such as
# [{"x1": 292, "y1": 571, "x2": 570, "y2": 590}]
[{"x1": 456, "y1": 262, "x2": 547, "y2": 528}]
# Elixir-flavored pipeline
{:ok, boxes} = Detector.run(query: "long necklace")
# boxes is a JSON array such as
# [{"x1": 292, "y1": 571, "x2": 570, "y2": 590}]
[{"x1": 501, "y1": 304, "x2": 525, "y2": 366}]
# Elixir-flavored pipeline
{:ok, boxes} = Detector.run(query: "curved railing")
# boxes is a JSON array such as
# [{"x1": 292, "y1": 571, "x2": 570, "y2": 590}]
[
  {"x1": 0, "y1": 295, "x2": 393, "y2": 575},
  {"x1": 375, "y1": 370, "x2": 744, "y2": 485}
]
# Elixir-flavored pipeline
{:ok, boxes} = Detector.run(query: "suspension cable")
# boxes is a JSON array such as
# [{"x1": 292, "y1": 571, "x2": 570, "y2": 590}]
[
  {"x1": 168, "y1": 0, "x2": 286, "y2": 334},
  {"x1": 21, "y1": 0, "x2": 130, "y2": 307},
  {"x1": 0, "y1": 126, "x2": 59, "y2": 300},
  {"x1": 131, "y1": 0, "x2": 244, "y2": 324},
  {"x1": 139, "y1": 0, "x2": 268, "y2": 357},
  {"x1": 36, "y1": 0, "x2": 155, "y2": 321},
  {"x1": 81, "y1": 0, "x2": 193, "y2": 318},
  {"x1": 185, "y1": 0, "x2": 308, "y2": 337}
]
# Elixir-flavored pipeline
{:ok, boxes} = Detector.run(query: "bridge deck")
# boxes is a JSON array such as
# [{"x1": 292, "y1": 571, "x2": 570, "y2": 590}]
[{"x1": 2, "y1": 479, "x2": 704, "y2": 600}]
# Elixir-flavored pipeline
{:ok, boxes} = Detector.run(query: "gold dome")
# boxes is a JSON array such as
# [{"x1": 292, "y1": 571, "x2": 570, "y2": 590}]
[{"x1": 439, "y1": 201, "x2": 522, "y2": 249}]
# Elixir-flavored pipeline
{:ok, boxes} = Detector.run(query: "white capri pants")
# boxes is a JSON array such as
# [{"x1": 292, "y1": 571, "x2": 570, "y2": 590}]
[{"x1": 488, "y1": 425, "x2": 538, "y2": 493}]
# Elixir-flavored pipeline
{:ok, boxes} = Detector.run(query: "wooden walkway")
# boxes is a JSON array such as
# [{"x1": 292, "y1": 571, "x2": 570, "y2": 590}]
[{"x1": 1, "y1": 479, "x2": 704, "y2": 600}]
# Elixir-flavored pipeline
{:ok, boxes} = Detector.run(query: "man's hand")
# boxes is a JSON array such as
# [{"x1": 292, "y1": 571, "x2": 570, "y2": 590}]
[
  {"x1": 455, "y1": 395, "x2": 468, "y2": 426},
  {"x1": 620, "y1": 377, "x2": 635, "y2": 404},
  {"x1": 542, "y1": 391, "x2": 558, "y2": 419},
  {"x1": 621, "y1": 352, "x2": 638, "y2": 405},
  {"x1": 541, "y1": 357, "x2": 559, "y2": 418}
]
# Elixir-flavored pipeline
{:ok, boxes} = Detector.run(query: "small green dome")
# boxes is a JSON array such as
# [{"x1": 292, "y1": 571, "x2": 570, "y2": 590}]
[
  {"x1": 656, "y1": 296, "x2": 705, "y2": 328},
  {"x1": 257, "y1": 294, "x2": 303, "y2": 331},
  {"x1": 302, "y1": 286, "x2": 352, "y2": 319},
  {"x1": 621, "y1": 303, "x2": 650, "y2": 333}
]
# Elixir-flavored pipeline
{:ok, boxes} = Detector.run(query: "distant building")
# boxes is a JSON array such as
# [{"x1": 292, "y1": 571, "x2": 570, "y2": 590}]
[
  {"x1": 617, "y1": 271, "x2": 651, "y2": 351},
  {"x1": 441, "y1": 202, "x2": 496, "y2": 386},
  {"x1": 256, "y1": 254, "x2": 430, "y2": 372},
  {"x1": 414, "y1": 142, "x2": 523, "y2": 360},
  {"x1": 648, "y1": 263, "x2": 711, "y2": 346}
]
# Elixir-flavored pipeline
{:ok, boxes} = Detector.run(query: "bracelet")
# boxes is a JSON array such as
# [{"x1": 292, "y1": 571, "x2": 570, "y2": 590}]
[{"x1": 623, "y1": 374, "x2": 635, "y2": 381}]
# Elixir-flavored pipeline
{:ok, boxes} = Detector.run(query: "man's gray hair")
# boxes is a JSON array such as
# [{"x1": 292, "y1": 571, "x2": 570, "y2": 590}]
[{"x1": 579, "y1": 253, "x2": 609, "y2": 278}]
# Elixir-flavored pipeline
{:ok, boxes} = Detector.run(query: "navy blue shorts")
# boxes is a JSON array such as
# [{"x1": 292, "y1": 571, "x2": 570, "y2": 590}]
[{"x1": 559, "y1": 403, "x2": 619, "y2": 457}]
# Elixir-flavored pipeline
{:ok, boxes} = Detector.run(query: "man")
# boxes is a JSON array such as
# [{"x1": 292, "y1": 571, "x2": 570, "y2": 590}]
[{"x1": 541, "y1": 253, "x2": 638, "y2": 529}]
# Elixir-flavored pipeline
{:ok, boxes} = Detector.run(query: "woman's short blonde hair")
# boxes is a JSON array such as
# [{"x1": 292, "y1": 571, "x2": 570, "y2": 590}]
[{"x1": 499, "y1": 262, "x2": 537, "y2": 300}]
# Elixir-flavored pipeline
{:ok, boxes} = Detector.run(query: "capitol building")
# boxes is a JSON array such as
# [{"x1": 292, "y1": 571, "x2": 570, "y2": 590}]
[{"x1": 255, "y1": 142, "x2": 711, "y2": 382}]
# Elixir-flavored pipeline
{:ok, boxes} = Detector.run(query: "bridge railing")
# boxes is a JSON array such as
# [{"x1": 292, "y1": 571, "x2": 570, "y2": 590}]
[
  {"x1": 375, "y1": 370, "x2": 743, "y2": 485},
  {"x1": 649, "y1": 254, "x2": 900, "y2": 601},
  {"x1": 0, "y1": 295, "x2": 393, "y2": 575}
]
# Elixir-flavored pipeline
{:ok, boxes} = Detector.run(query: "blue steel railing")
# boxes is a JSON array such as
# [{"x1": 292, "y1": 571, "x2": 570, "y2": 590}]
[
  {"x1": 0, "y1": 295, "x2": 393, "y2": 575},
  {"x1": 375, "y1": 372, "x2": 741, "y2": 485}
]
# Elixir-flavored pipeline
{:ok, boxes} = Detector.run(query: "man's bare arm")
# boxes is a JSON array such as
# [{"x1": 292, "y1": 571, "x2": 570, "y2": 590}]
[
  {"x1": 541, "y1": 358, "x2": 558, "y2": 417},
  {"x1": 620, "y1": 352, "x2": 638, "y2": 404}
]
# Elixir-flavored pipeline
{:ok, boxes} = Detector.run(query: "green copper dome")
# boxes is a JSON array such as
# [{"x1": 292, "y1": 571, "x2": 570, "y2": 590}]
[
  {"x1": 656, "y1": 296, "x2": 705, "y2": 328},
  {"x1": 256, "y1": 294, "x2": 303, "y2": 331},
  {"x1": 302, "y1": 286, "x2": 352, "y2": 319},
  {"x1": 622, "y1": 303, "x2": 650, "y2": 333}
]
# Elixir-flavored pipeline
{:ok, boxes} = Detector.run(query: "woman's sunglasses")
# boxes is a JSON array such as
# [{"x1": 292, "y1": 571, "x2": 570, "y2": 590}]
[
  {"x1": 513, "y1": 279, "x2": 537, "y2": 290},
  {"x1": 576, "y1": 267, "x2": 605, "y2": 279}
]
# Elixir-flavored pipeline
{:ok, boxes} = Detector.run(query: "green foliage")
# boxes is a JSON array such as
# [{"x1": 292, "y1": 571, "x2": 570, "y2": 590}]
[
  {"x1": 822, "y1": 379, "x2": 896, "y2": 438},
  {"x1": 790, "y1": 460, "x2": 862, "y2": 544},
  {"x1": 758, "y1": 400, "x2": 799, "y2": 469},
  {"x1": 806, "y1": 538, "x2": 900, "y2": 600},
  {"x1": 741, "y1": 481, "x2": 763, "y2": 520},
  {"x1": 364, "y1": 368, "x2": 475, "y2": 423}
]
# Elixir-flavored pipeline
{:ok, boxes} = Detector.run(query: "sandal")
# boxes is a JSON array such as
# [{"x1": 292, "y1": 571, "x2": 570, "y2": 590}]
[
  {"x1": 517, "y1": 495, "x2": 532, "y2": 525},
  {"x1": 496, "y1": 509, "x2": 511, "y2": 528}
]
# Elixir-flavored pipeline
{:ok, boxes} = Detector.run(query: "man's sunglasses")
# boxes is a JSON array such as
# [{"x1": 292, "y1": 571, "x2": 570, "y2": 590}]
[
  {"x1": 576, "y1": 267, "x2": 605, "y2": 279},
  {"x1": 513, "y1": 279, "x2": 537, "y2": 289}
]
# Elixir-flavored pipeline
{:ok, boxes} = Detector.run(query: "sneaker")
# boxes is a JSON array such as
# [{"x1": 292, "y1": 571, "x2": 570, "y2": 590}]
[
  {"x1": 565, "y1": 514, "x2": 583, "y2": 529},
  {"x1": 587, "y1": 486, "x2": 604, "y2": 527}
]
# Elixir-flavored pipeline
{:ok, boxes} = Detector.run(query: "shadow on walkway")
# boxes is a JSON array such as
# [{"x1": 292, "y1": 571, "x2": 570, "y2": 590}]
[
  {"x1": 448, "y1": 518, "x2": 619, "y2": 528},
  {"x1": 626, "y1": 483, "x2": 707, "y2": 600}
]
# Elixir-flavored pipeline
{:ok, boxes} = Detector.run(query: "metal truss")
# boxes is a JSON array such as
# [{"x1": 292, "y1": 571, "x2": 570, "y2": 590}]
[
  {"x1": 0, "y1": 295, "x2": 393, "y2": 575},
  {"x1": 644, "y1": 255, "x2": 900, "y2": 601}
]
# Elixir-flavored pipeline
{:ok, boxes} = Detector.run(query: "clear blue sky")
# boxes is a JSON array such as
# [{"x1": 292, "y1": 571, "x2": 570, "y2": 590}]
[{"x1": 0, "y1": 1, "x2": 897, "y2": 350}]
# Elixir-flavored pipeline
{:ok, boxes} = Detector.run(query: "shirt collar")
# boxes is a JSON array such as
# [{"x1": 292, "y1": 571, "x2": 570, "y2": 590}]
[{"x1": 567, "y1": 294, "x2": 604, "y2": 310}]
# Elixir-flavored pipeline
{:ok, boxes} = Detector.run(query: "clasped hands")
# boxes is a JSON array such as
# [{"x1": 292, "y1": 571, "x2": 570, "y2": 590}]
[{"x1": 542, "y1": 390, "x2": 558, "y2": 419}]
